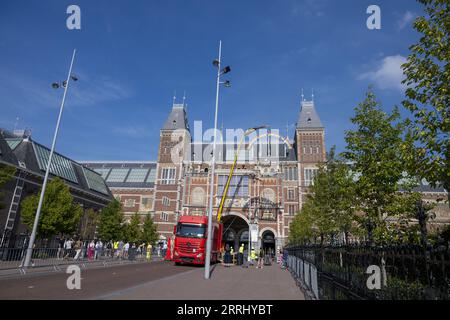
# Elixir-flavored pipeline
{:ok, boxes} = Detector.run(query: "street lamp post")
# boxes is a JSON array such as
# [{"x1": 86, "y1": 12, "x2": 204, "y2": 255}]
[
  {"x1": 23, "y1": 49, "x2": 77, "y2": 268},
  {"x1": 204, "y1": 41, "x2": 231, "y2": 280}
]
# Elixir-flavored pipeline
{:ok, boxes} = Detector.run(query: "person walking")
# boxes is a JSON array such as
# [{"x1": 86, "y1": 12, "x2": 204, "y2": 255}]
[
  {"x1": 118, "y1": 240, "x2": 124, "y2": 259},
  {"x1": 63, "y1": 238, "x2": 73, "y2": 260},
  {"x1": 123, "y1": 242, "x2": 130, "y2": 259},
  {"x1": 223, "y1": 244, "x2": 231, "y2": 267},
  {"x1": 257, "y1": 248, "x2": 264, "y2": 269},
  {"x1": 57, "y1": 237, "x2": 65, "y2": 259},
  {"x1": 74, "y1": 238, "x2": 82, "y2": 260},
  {"x1": 94, "y1": 240, "x2": 103, "y2": 260},
  {"x1": 250, "y1": 247, "x2": 257, "y2": 267},
  {"x1": 87, "y1": 240, "x2": 95, "y2": 261}
]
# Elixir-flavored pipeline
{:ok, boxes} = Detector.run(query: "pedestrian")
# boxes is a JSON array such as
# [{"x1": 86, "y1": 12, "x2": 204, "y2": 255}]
[
  {"x1": 118, "y1": 240, "x2": 124, "y2": 259},
  {"x1": 74, "y1": 238, "x2": 82, "y2": 260},
  {"x1": 88, "y1": 240, "x2": 95, "y2": 261},
  {"x1": 238, "y1": 243, "x2": 244, "y2": 266},
  {"x1": 94, "y1": 240, "x2": 103, "y2": 260},
  {"x1": 282, "y1": 248, "x2": 289, "y2": 269},
  {"x1": 113, "y1": 240, "x2": 119, "y2": 258},
  {"x1": 157, "y1": 243, "x2": 161, "y2": 257},
  {"x1": 162, "y1": 241, "x2": 168, "y2": 257},
  {"x1": 123, "y1": 242, "x2": 129, "y2": 259},
  {"x1": 250, "y1": 247, "x2": 257, "y2": 267},
  {"x1": 224, "y1": 244, "x2": 231, "y2": 267},
  {"x1": 257, "y1": 248, "x2": 264, "y2": 269},
  {"x1": 63, "y1": 238, "x2": 73, "y2": 259},
  {"x1": 57, "y1": 236, "x2": 65, "y2": 259}
]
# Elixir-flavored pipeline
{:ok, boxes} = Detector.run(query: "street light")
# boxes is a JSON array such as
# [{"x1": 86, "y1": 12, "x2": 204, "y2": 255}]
[
  {"x1": 23, "y1": 49, "x2": 77, "y2": 268},
  {"x1": 204, "y1": 41, "x2": 231, "y2": 280}
]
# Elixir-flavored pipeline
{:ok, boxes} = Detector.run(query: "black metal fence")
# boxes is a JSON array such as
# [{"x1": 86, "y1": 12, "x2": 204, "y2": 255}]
[{"x1": 286, "y1": 244, "x2": 450, "y2": 300}]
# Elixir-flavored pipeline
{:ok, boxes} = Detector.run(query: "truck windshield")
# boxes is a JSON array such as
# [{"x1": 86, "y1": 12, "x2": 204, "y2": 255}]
[{"x1": 176, "y1": 223, "x2": 206, "y2": 239}]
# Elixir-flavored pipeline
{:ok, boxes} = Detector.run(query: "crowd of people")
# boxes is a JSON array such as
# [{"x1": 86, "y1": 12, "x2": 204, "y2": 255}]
[{"x1": 56, "y1": 237, "x2": 169, "y2": 262}]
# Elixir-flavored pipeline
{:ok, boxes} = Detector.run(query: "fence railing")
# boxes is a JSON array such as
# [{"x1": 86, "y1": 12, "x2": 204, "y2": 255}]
[
  {"x1": 0, "y1": 247, "x2": 158, "y2": 271},
  {"x1": 287, "y1": 244, "x2": 450, "y2": 300}
]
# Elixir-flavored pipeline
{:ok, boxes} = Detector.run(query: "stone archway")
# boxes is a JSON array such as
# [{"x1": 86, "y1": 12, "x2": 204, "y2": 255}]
[
  {"x1": 260, "y1": 228, "x2": 276, "y2": 254},
  {"x1": 221, "y1": 213, "x2": 249, "y2": 251}
]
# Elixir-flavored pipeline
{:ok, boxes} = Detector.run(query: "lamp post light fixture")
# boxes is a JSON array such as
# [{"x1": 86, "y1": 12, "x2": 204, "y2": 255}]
[
  {"x1": 23, "y1": 49, "x2": 78, "y2": 268},
  {"x1": 204, "y1": 41, "x2": 231, "y2": 280}
]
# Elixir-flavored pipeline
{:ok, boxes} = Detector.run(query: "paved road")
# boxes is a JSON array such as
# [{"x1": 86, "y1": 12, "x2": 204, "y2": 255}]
[
  {"x1": 0, "y1": 261, "x2": 304, "y2": 300},
  {"x1": 0, "y1": 261, "x2": 196, "y2": 300}
]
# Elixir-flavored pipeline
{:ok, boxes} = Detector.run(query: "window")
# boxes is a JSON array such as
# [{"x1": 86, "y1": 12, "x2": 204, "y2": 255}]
[
  {"x1": 288, "y1": 205, "x2": 296, "y2": 215},
  {"x1": 162, "y1": 196, "x2": 170, "y2": 207},
  {"x1": 218, "y1": 175, "x2": 249, "y2": 197},
  {"x1": 94, "y1": 168, "x2": 111, "y2": 180},
  {"x1": 161, "y1": 212, "x2": 169, "y2": 221},
  {"x1": 284, "y1": 167, "x2": 298, "y2": 181},
  {"x1": 161, "y1": 168, "x2": 176, "y2": 184},
  {"x1": 304, "y1": 168, "x2": 318, "y2": 186},
  {"x1": 124, "y1": 199, "x2": 135, "y2": 207},
  {"x1": 288, "y1": 189, "x2": 295, "y2": 200}
]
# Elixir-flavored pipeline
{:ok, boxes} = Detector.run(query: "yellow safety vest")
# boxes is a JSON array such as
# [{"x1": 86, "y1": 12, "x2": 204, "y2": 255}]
[
  {"x1": 251, "y1": 250, "x2": 257, "y2": 259},
  {"x1": 239, "y1": 246, "x2": 244, "y2": 254},
  {"x1": 113, "y1": 242, "x2": 119, "y2": 249}
]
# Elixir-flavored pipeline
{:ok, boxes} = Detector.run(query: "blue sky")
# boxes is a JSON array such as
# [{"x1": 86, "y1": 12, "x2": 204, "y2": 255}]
[{"x1": 0, "y1": 0, "x2": 423, "y2": 161}]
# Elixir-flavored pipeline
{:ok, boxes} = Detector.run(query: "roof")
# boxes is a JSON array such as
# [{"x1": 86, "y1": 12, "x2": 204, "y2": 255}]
[
  {"x1": 162, "y1": 104, "x2": 190, "y2": 131},
  {"x1": 81, "y1": 162, "x2": 157, "y2": 189},
  {"x1": 297, "y1": 100, "x2": 324, "y2": 130},
  {"x1": 0, "y1": 129, "x2": 112, "y2": 199}
]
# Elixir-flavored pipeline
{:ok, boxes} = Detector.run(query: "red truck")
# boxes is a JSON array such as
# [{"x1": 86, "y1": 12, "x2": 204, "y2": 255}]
[{"x1": 172, "y1": 215, "x2": 223, "y2": 266}]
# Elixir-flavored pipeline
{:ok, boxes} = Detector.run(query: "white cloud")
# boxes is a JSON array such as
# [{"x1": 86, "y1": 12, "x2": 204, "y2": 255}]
[
  {"x1": 359, "y1": 55, "x2": 407, "y2": 91},
  {"x1": 398, "y1": 11, "x2": 416, "y2": 30}
]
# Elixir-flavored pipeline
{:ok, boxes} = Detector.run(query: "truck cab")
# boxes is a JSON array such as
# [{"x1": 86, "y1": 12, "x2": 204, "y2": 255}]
[{"x1": 173, "y1": 216, "x2": 222, "y2": 265}]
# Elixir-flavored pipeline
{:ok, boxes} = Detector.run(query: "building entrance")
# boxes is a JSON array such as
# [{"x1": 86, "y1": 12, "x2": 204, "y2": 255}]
[
  {"x1": 221, "y1": 214, "x2": 249, "y2": 252},
  {"x1": 261, "y1": 230, "x2": 276, "y2": 255}
]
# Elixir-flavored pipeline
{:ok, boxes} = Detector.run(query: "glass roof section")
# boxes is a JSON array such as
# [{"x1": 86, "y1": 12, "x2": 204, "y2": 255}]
[
  {"x1": 126, "y1": 168, "x2": 149, "y2": 183},
  {"x1": 106, "y1": 168, "x2": 130, "y2": 182},
  {"x1": 93, "y1": 168, "x2": 111, "y2": 180},
  {"x1": 33, "y1": 143, "x2": 78, "y2": 183},
  {"x1": 83, "y1": 167, "x2": 109, "y2": 195},
  {"x1": 5, "y1": 138, "x2": 22, "y2": 150}
]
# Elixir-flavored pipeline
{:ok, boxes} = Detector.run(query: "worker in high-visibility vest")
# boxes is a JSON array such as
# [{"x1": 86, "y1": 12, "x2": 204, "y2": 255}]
[
  {"x1": 250, "y1": 247, "x2": 257, "y2": 266},
  {"x1": 238, "y1": 244, "x2": 244, "y2": 266},
  {"x1": 113, "y1": 241, "x2": 119, "y2": 258}
]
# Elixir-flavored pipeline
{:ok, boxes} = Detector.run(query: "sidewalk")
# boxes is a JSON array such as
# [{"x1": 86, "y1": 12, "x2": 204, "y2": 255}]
[{"x1": 99, "y1": 262, "x2": 305, "y2": 300}]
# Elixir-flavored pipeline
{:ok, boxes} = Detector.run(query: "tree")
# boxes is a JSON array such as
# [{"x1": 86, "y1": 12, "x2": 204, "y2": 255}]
[
  {"x1": 20, "y1": 177, "x2": 83, "y2": 238},
  {"x1": 343, "y1": 89, "x2": 411, "y2": 244},
  {"x1": 0, "y1": 164, "x2": 16, "y2": 210},
  {"x1": 123, "y1": 213, "x2": 142, "y2": 244},
  {"x1": 401, "y1": 0, "x2": 450, "y2": 192},
  {"x1": 141, "y1": 213, "x2": 158, "y2": 245},
  {"x1": 97, "y1": 199, "x2": 124, "y2": 242},
  {"x1": 79, "y1": 208, "x2": 100, "y2": 241}
]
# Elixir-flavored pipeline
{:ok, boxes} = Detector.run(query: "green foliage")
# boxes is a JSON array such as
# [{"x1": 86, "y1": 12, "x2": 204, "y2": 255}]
[
  {"x1": 343, "y1": 89, "x2": 413, "y2": 243},
  {"x1": 401, "y1": 0, "x2": 450, "y2": 190},
  {"x1": 0, "y1": 164, "x2": 16, "y2": 209},
  {"x1": 97, "y1": 199, "x2": 125, "y2": 241},
  {"x1": 123, "y1": 212, "x2": 142, "y2": 244},
  {"x1": 289, "y1": 148, "x2": 357, "y2": 245},
  {"x1": 20, "y1": 177, "x2": 83, "y2": 238},
  {"x1": 141, "y1": 213, "x2": 158, "y2": 245},
  {"x1": 79, "y1": 208, "x2": 100, "y2": 240}
]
